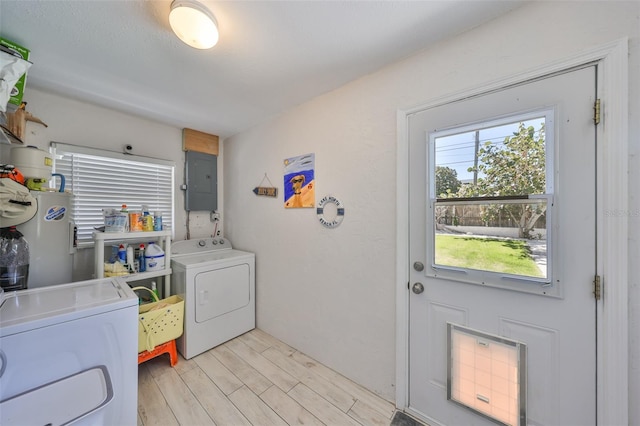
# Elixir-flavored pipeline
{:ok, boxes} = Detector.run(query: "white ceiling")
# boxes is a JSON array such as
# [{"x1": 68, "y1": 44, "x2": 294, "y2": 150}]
[{"x1": 0, "y1": 1, "x2": 524, "y2": 139}]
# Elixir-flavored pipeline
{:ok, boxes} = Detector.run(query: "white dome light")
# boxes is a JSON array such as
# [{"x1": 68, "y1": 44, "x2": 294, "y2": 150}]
[{"x1": 169, "y1": 0, "x2": 219, "y2": 49}]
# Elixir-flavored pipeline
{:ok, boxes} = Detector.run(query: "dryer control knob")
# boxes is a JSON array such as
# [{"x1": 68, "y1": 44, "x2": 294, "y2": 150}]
[
  {"x1": 212, "y1": 240, "x2": 218, "y2": 245},
  {"x1": 198, "y1": 240, "x2": 206, "y2": 247},
  {"x1": 218, "y1": 239, "x2": 225, "y2": 245}
]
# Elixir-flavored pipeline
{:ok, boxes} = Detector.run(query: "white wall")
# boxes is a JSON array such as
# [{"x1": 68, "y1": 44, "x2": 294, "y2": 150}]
[
  {"x1": 0, "y1": 88, "x2": 221, "y2": 280},
  {"x1": 223, "y1": 0, "x2": 640, "y2": 405},
  {"x1": 626, "y1": 5, "x2": 640, "y2": 425}
]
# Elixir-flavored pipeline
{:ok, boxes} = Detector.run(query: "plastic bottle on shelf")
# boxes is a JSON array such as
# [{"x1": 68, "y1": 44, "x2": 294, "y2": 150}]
[
  {"x1": 120, "y1": 204, "x2": 129, "y2": 232},
  {"x1": 151, "y1": 281, "x2": 159, "y2": 300},
  {"x1": 126, "y1": 245, "x2": 134, "y2": 269},
  {"x1": 153, "y1": 211, "x2": 163, "y2": 231},
  {"x1": 142, "y1": 205, "x2": 153, "y2": 231},
  {"x1": 117, "y1": 244, "x2": 126, "y2": 263},
  {"x1": 138, "y1": 244, "x2": 146, "y2": 272},
  {"x1": 144, "y1": 242, "x2": 165, "y2": 271}
]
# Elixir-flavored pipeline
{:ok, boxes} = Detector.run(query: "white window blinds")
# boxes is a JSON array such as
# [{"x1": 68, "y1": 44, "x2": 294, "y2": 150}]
[{"x1": 51, "y1": 142, "x2": 175, "y2": 247}]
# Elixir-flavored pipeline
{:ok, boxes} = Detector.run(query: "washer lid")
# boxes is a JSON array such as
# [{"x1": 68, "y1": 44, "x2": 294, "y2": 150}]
[{"x1": 0, "y1": 277, "x2": 137, "y2": 336}]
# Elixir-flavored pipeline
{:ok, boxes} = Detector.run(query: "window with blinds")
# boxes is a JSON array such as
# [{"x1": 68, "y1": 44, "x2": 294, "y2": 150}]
[{"x1": 51, "y1": 142, "x2": 175, "y2": 247}]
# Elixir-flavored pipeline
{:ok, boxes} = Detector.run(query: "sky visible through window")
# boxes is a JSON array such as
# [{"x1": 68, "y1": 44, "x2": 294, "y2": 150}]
[{"x1": 435, "y1": 117, "x2": 545, "y2": 183}]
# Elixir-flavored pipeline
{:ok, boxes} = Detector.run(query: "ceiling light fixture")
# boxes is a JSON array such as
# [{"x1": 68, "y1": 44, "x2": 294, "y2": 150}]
[{"x1": 169, "y1": 0, "x2": 219, "y2": 49}]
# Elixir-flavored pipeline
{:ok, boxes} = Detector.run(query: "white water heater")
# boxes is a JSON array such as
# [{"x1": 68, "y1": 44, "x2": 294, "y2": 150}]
[
  {"x1": 10, "y1": 146, "x2": 52, "y2": 180},
  {"x1": 9, "y1": 146, "x2": 76, "y2": 288},
  {"x1": 16, "y1": 191, "x2": 76, "y2": 288}
]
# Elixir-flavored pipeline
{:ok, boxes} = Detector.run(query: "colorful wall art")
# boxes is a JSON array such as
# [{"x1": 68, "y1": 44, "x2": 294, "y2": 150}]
[{"x1": 284, "y1": 153, "x2": 315, "y2": 208}]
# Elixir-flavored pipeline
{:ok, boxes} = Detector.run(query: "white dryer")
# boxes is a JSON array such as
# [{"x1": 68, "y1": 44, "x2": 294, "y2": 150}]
[
  {"x1": 0, "y1": 277, "x2": 138, "y2": 425},
  {"x1": 171, "y1": 238, "x2": 255, "y2": 359}
]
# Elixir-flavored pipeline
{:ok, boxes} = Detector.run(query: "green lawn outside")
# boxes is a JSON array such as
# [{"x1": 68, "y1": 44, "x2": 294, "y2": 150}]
[{"x1": 435, "y1": 234, "x2": 544, "y2": 278}]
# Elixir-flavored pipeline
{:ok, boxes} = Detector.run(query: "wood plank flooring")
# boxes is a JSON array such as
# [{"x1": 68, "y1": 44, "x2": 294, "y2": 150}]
[{"x1": 138, "y1": 329, "x2": 396, "y2": 426}]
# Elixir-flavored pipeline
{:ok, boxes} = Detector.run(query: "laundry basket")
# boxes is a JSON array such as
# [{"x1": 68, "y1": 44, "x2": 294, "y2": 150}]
[{"x1": 132, "y1": 286, "x2": 184, "y2": 353}]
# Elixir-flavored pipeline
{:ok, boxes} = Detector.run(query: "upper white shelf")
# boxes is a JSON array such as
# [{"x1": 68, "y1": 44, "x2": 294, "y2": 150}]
[{"x1": 92, "y1": 230, "x2": 172, "y2": 241}]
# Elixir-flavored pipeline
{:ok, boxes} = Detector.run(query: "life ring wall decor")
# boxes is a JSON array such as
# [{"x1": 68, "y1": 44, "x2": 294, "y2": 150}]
[{"x1": 316, "y1": 195, "x2": 345, "y2": 228}]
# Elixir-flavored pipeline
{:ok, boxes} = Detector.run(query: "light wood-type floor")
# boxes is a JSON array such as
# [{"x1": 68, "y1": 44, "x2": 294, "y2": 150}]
[{"x1": 137, "y1": 328, "x2": 396, "y2": 426}]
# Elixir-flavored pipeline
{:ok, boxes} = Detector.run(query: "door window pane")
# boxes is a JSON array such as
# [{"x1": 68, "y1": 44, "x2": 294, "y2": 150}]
[{"x1": 430, "y1": 113, "x2": 552, "y2": 283}]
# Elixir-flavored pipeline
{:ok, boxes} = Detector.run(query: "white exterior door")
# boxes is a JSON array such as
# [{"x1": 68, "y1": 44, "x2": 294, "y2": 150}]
[{"x1": 408, "y1": 66, "x2": 597, "y2": 425}]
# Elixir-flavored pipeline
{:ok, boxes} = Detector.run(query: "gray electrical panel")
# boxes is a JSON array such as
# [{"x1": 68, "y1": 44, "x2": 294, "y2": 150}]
[{"x1": 185, "y1": 151, "x2": 217, "y2": 211}]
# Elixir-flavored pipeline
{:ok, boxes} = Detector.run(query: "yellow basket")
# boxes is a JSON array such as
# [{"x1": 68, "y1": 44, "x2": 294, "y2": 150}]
[{"x1": 132, "y1": 286, "x2": 185, "y2": 353}]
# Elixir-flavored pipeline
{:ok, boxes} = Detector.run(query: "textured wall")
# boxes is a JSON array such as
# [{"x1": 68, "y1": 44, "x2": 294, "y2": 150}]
[{"x1": 223, "y1": 1, "x2": 640, "y2": 402}]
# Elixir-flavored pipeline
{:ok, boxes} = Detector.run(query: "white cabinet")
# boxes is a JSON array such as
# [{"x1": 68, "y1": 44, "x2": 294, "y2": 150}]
[{"x1": 92, "y1": 230, "x2": 172, "y2": 296}]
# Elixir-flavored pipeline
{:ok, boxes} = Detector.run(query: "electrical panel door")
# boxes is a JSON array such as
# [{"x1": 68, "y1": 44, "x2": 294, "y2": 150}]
[{"x1": 185, "y1": 151, "x2": 217, "y2": 211}]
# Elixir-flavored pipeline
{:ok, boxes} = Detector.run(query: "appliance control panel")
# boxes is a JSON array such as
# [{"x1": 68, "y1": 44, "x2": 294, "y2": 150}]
[{"x1": 171, "y1": 237, "x2": 232, "y2": 256}]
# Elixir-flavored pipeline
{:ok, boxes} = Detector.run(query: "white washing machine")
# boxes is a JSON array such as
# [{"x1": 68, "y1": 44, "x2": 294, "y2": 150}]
[
  {"x1": 0, "y1": 277, "x2": 138, "y2": 425},
  {"x1": 171, "y1": 237, "x2": 255, "y2": 359}
]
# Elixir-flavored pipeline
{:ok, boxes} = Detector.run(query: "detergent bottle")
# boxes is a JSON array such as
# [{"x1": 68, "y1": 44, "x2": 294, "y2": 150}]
[
  {"x1": 144, "y1": 242, "x2": 165, "y2": 272},
  {"x1": 142, "y1": 205, "x2": 153, "y2": 231}
]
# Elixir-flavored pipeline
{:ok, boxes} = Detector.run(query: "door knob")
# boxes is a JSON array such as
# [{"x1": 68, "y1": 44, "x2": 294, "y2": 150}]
[{"x1": 412, "y1": 282, "x2": 425, "y2": 294}]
